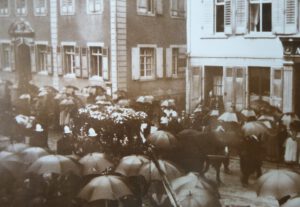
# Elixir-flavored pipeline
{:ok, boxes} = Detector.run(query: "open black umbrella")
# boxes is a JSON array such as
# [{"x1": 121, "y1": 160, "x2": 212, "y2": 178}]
[
  {"x1": 115, "y1": 155, "x2": 150, "y2": 176},
  {"x1": 148, "y1": 130, "x2": 178, "y2": 150},
  {"x1": 256, "y1": 169, "x2": 300, "y2": 200},
  {"x1": 79, "y1": 153, "x2": 114, "y2": 176},
  {"x1": 0, "y1": 151, "x2": 24, "y2": 178},
  {"x1": 20, "y1": 147, "x2": 49, "y2": 165},
  {"x1": 78, "y1": 175, "x2": 133, "y2": 202}
]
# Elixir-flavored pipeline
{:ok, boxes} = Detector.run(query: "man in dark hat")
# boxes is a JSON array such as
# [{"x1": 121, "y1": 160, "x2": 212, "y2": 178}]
[{"x1": 57, "y1": 126, "x2": 75, "y2": 155}]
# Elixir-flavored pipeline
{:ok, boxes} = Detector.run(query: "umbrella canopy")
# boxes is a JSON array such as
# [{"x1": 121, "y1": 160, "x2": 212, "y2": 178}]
[
  {"x1": 5, "y1": 143, "x2": 29, "y2": 154},
  {"x1": 148, "y1": 130, "x2": 178, "y2": 150},
  {"x1": 78, "y1": 175, "x2": 133, "y2": 202},
  {"x1": 0, "y1": 151, "x2": 24, "y2": 178},
  {"x1": 65, "y1": 85, "x2": 79, "y2": 90},
  {"x1": 79, "y1": 153, "x2": 113, "y2": 176},
  {"x1": 115, "y1": 155, "x2": 150, "y2": 176},
  {"x1": 136, "y1": 95, "x2": 154, "y2": 104},
  {"x1": 241, "y1": 108, "x2": 256, "y2": 120},
  {"x1": 171, "y1": 172, "x2": 220, "y2": 198},
  {"x1": 258, "y1": 115, "x2": 275, "y2": 122},
  {"x1": 218, "y1": 111, "x2": 239, "y2": 123},
  {"x1": 281, "y1": 113, "x2": 300, "y2": 128},
  {"x1": 27, "y1": 155, "x2": 81, "y2": 176},
  {"x1": 42, "y1": 85, "x2": 59, "y2": 93},
  {"x1": 20, "y1": 147, "x2": 49, "y2": 165},
  {"x1": 209, "y1": 109, "x2": 221, "y2": 117},
  {"x1": 139, "y1": 159, "x2": 182, "y2": 181},
  {"x1": 242, "y1": 121, "x2": 270, "y2": 137},
  {"x1": 281, "y1": 197, "x2": 300, "y2": 207},
  {"x1": 117, "y1": 99, "x2": 131, "y2": 108},
  {"x1": 256, "y1": 169, "x2": 300, "y2": 200},
  {"x1": 177, "y1": 188, "x2": 222, "y2": 207}
]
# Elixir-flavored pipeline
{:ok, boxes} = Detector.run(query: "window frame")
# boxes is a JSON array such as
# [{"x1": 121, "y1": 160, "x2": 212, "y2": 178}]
[
  {"x1": 170, "y1": 45, "x2": 186, "y2": 78},
  {"x1": 61, "y1": 42, "x2": 76, "y2": 75},
  {"x1": 1, "y1": 42, "x2": 11, "y2": 71},
  {"x1": 15, "y1": 0, "x2": 27, "y2": 16},
  {"x1": 248, "y1": 66, "x2": 271, "y2": 99},
  {"x1": 36, "y1": 44, "x2": 48, "y2": 73},
  {"x1": 34, "y1": 0, "x2": 47, "y2": 16},
  {"x1": 170, "y1": 0, "x2": 186, "y2": 18},
  {"x1": 138, "y1": 45, "x2": 156, "y2": 80},
  {"x1": 249, "y1": 0, "x2": 272, "y2": 33},
  {"x1": 86, "y1": 0, "x2": 103, "y2": 14},
  {"x1": 0, "y1": 0, "x2": 9, "y2": 17},
  {"x1": 60, "y1": 0, "x2": 75, "y2": 16},
  {"x1": 89, "y1": 46, "x2": 104, "y2": 77},
  {"x1": 137, "y1": 0, "x2": 155, "y2": 16}
]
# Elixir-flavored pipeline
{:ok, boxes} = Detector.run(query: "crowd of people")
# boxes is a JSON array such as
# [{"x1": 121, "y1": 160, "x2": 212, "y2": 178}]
[{"x1": 0, "y1": 80, "x2": 300, "y2": 206}]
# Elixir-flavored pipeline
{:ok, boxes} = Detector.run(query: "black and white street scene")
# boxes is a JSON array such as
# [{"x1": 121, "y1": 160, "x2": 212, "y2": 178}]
[{"x1": 1, "y1": 0, "x2": 300, "y2": 207}]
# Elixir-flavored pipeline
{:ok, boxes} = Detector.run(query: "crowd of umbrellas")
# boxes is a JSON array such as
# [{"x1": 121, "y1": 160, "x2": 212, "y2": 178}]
[{"x1": 1, "y1": 80, "x2": 300, "y2": 206}]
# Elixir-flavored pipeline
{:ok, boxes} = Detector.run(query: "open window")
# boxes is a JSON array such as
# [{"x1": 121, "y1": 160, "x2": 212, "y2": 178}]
[{"x1": 249, "y1": 0, "x2": 272, "y2": 32}]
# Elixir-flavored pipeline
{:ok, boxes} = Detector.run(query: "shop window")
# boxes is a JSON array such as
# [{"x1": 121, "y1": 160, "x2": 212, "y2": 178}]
[
  {"x1": 215, "y1": 0, "x2": 224, "y2": 32},
  {"x1": 249, "y1": 67, "x2": 270, "y2": 97},
  {"x1": 1, "y1": 43, "x2": 11, "y2": 70},
  {"x1": 89, "y1": 47, "x2": 103, "y2": 76},
  {"x1": 249, "y1": 0, "x2": 272, "y2": 32},
  {"x1": 171, "y1": 0, "x2": 186, "y2": 18},
  {"x1": 140, "y1": 48, "x2": 155, "y2": 78},
  {"x1": 15, "y1": 0, "x2": 27, "y2": 16},
  {"x1": 63, "y1": 46, "x2": 75, "y2": 74},
  {"x1": 137, "y1": 0, "x2": 155, "y2": 15},
  {"x1": 34, "y1": 0, "x2": 47, "y2": 16},
  {"x1": 60, "y1": 0, "x2": 75, "y2": 15},
  {"x1": 0, "y1": 0, "x2": 9, "y2": 16},
  {"x1": 36, "y1": 45, "x2": 47, "y2": 72},
  {"x1": 87, "y1": 0, "x2": 103, "y2": 14}
]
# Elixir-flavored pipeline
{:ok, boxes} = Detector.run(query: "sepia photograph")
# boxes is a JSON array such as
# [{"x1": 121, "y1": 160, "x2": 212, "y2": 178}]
[{"x1": 0, "y1": 0, "x2": 300, "y2": 206}]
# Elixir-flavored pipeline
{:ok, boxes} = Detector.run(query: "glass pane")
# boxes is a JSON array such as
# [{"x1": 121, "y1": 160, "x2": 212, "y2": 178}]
[
  {"x1": 262, "y1": 3, "x2": 272, "y2": 32},
  {"x1": 250, "y1": 3, "x2": 260, "y2": 32},
  {"x1": 216, "y1": 5, "x2": 224, "y2": 32}
]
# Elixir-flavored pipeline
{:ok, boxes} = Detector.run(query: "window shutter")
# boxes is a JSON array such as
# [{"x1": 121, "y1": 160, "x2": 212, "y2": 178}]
[
  {"x1": 224, "y1": 0, "x2": 232, "y2": 34},
  {"x1": 235, "y1": 0, "x2": 248, "y2": 34},
  {"x1": 235, "y1": 67, "x2": 245, "y2": 110},
  {"x1": 30, "y1": 45, "x2": 36, "y2": 73},
  {"x1": 156, "y1": 47, "x2": 163, "y2": 78},
  {"x1": 81, "y1": 47, "x2": 89, "y2": 78},
  {"x1": 156, "y1": 0, "x2": 163, "y2": 15},
  {"x1": 57, "y1": 46, "x2": 63, "y2": 75},
  {"x1": 102, "y1": 47, "x2": 109, "y2": 80},
  {"x1": 271, "y1": 67, "x2": 283, "y2": 109},
  {"x1": 166, "y1": 48, "x2": 172, "y2": 78},
  {"x1": 200, "y1": 0, "x2": 214, "y2": 35},
  {"x1": 131, "y1": 47, "x2": 140, "y2": 80},
  {"x1": 285, "y1": 0, "x2": 298, "y2": 34},
  {"x1": 272, "y1": 0, "x2": 284, "y2": 34},
  {"x1": 75, "y1": 46, "x2": 81, "y2": 77},
  {"x1": 224, "y1": 67, "x2": 233, "y2": 110},
  {"x1": 46, "y1": 46, "x2": 52, "y2": 75},
  {"x1": 10, "y1": 44, "x2": 15, "y2": 71}
]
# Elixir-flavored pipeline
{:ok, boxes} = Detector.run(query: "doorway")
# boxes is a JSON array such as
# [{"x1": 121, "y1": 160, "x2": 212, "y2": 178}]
[
  {"x1": 16, "y1": 43, "x2": 32, "y2": 92},
  {"x1": 204, "y1": 66, "x2": 223, "y2": 109}
]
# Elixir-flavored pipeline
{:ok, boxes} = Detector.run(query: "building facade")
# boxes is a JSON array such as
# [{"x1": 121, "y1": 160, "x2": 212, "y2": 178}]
[
  {"x1": 0, "y1": 0, "x2": 186, "y2": 104},
  {"x1": 187, "y1": 0, "x2": 300, "y2": 116}
]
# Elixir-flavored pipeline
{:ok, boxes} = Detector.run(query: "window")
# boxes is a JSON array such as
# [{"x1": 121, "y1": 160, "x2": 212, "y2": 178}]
[
  {"x1": 15, "y1": 0, "x2": 27, "y2": 16},
  {"x1": 36, "y1": 45, "x2": 47, "y2": 72},
  {"x1": 215, "y1": 0, "x2": 224, "y2": 32},
  {"x1": 60, "y1": 0, "x2": 75, "y2": 15},
  {"x1": 137, "y1": 0, "x2": 154, "y2": 15},
  {"x1": 172, "y1": 47, "x2": 186, "y2": 76},
  {"x1": 249, "y1": 67, "x2": 270, "y2": 97},
  {"x1": 1, "y1": 43, "x2": 11, "y2": 70},
  {"x1": 87, "y1": 0, "x2": 102, "y2": 14},
  {"x1": 140, "y1": 48, "x2": 155, "y2": 78},
  {"x1": 249, "y1": 0, "x2": 272, "y2": 32},
  {"x1": 34, "y1": 0, "x2": 47, "y2": 16},
  {"x1": 63, "y1": 46, "x2": 75, "y2": 74},
  {"x1": 171, "y1": 0, "x2": 186, "y2": 18},
  {"x1": 0, "y1": 0, "x2": 9, "y2": 16},
  {"x1": 213, "y1": 76, "x2": 223, "y2": 96},
  {"x1": 89, "y1": 47, "x2": 103, "y2": 76}
]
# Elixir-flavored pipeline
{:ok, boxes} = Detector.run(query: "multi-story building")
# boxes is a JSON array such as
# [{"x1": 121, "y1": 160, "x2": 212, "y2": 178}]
[
  {"x1": 0, "y1": 0, "x2": 186, "y2": 105},
  {"x1": 187, "y1": 0, "x2": 300, "y2": 116}
]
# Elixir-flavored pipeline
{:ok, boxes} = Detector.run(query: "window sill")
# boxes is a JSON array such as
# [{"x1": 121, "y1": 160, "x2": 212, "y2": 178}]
[
  {"x1": 200, "y1": 34, "x2": 228, "y2": 39},
  {"x1": 0, "y1": 14, "x2": 9, "y2": 17},
  {"x1": 138, "y1": 77, "x2": 156, "y2": 82},
  {"x1": 87, "y1": 11, "x2": 103, "y2": 15},
  {"x1": 34, "y1": 13, "x2": 48, "y2": 16},
  {"x1": 244, "y1": 32, "x2": 276, "y2": 39},
  {"x1": 137, "y1": 12, "x2": 155, "y2": 17},
  {"x1": 36, "y1": 71, "x2": 49, "y2": 76},
  {"x1": 2, "y1": 68, "x2": 12, "y2": 72},
  {"x1": 170, "y1": 15, "x2": 185, "y2": 19},
  {"x1": 63, "y1": 73, "x2": 77, "y2": 79},
  {"x1": 60, "y1": 13, "x2": 75, "y2": 16}
]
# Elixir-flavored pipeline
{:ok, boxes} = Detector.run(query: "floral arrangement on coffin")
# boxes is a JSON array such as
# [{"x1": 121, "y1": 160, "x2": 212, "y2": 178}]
[{"x1": 77, "y1": 104, "x2": 148, "y2": 156}]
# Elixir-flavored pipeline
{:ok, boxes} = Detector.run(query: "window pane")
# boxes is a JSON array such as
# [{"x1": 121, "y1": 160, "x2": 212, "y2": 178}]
[
  {"x1": 216, "y1": 4, "x2": 224, "y2": 32},
  {"x1": 250, "y1": 3, "x2": 260, "y2": 32},
  {"x1": 249, "y1": 67, "x2": 270, "y2": 97},
  {"x1": 262, "y1": 3, "x2": 271, "y2": 32}
]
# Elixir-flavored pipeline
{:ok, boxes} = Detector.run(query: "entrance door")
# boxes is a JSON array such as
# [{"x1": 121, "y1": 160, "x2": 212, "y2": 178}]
[
  {"x1": 294, "y1": 64, "x2": 300, "y2": 117},
  {"x1": 16, "y1": 43, "x2": 32, "y2": 91},
  {"x1": 204, "y1": 66, "x2": 223, "y2": 109}
]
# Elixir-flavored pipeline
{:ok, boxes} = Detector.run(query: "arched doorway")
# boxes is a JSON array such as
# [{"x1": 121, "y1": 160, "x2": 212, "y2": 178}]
[{"x1": 16, "y1": 43, "x2": 32, "y2": 92}]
